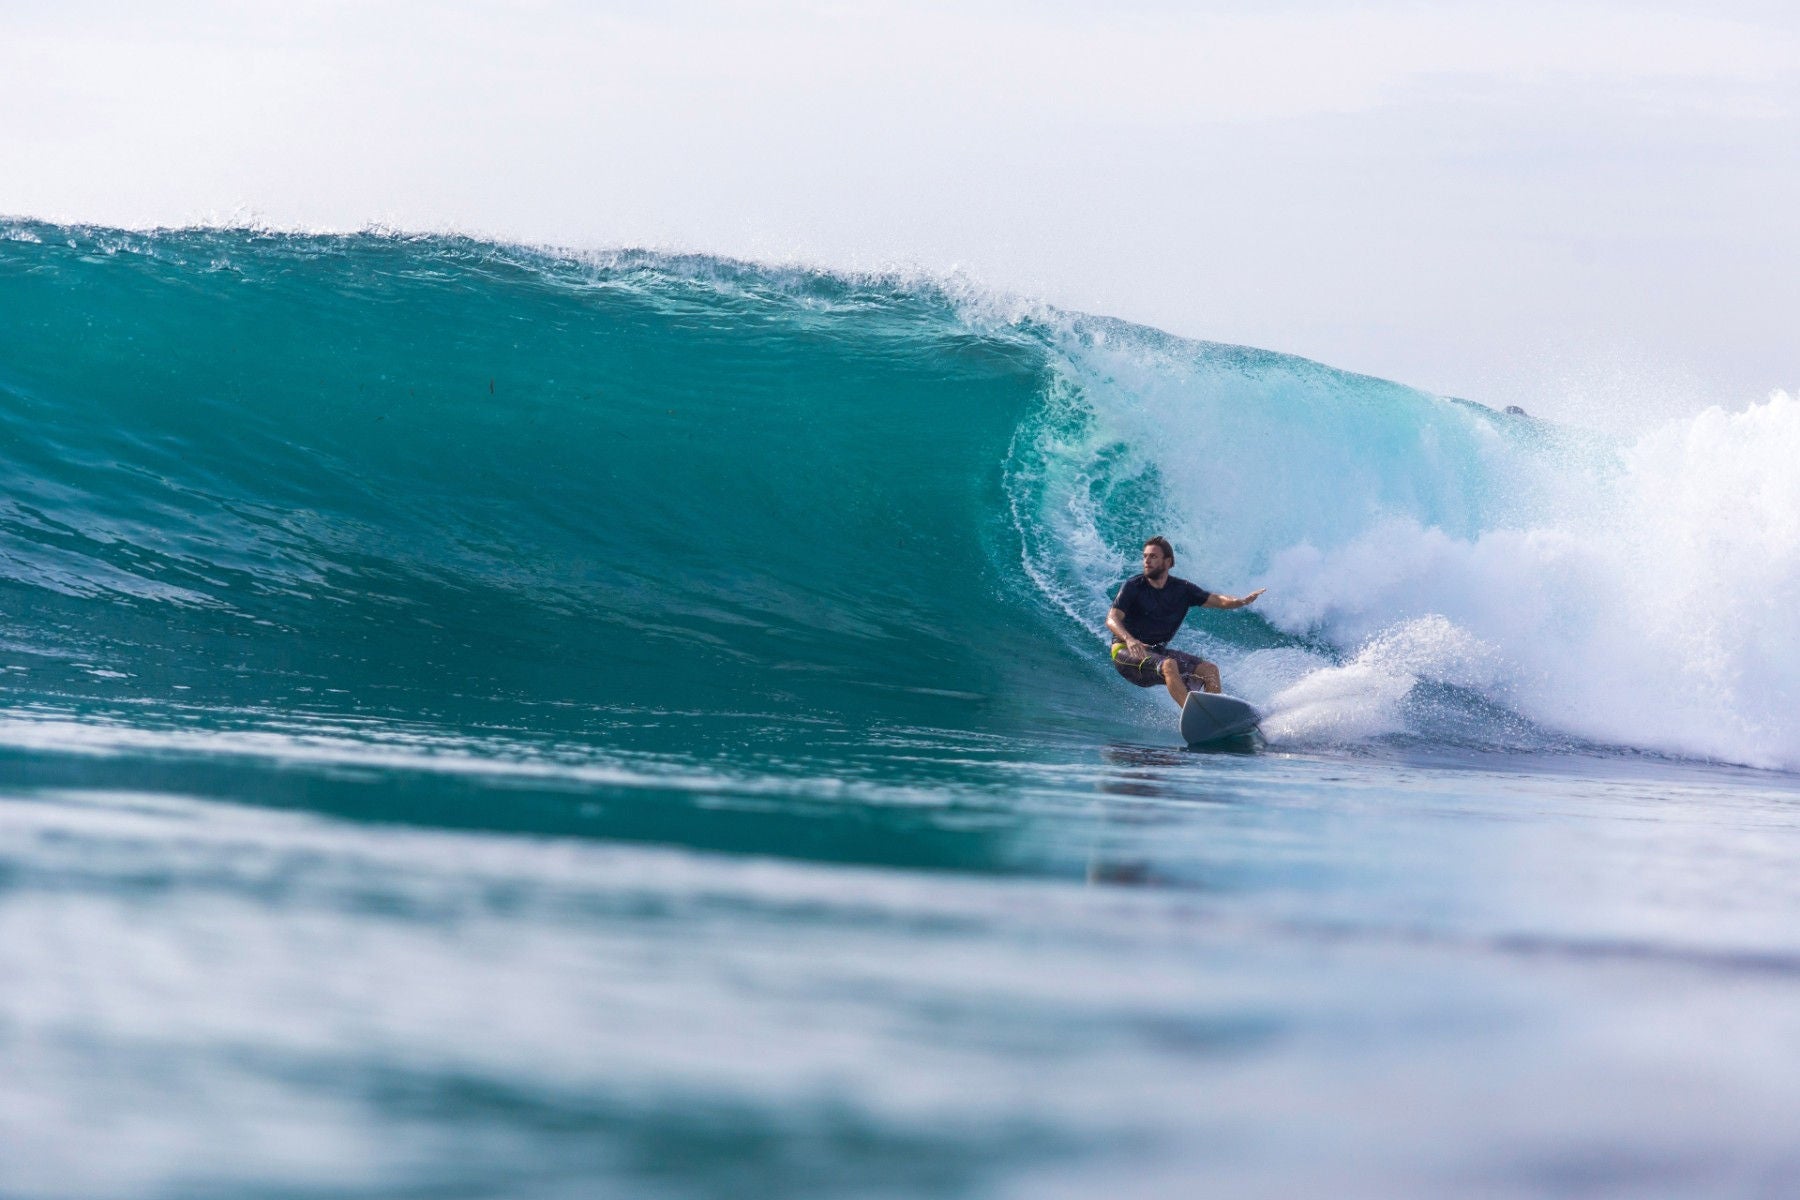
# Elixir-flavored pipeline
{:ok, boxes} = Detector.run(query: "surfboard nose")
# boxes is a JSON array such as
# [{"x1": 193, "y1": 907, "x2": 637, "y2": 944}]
[{"x1": 1180, "y1": 692, "x2": 1262, "y2": 745}]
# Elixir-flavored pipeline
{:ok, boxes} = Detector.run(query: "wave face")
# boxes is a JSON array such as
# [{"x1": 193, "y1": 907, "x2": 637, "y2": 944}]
[{"x1": 3, "y1": 222, "x2": 1797, "y2": 766}]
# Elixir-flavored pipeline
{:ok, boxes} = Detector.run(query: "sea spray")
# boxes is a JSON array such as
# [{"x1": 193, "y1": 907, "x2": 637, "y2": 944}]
[{"x1": 1243, "y1": 394, "x2": 1800, "y2": 765}]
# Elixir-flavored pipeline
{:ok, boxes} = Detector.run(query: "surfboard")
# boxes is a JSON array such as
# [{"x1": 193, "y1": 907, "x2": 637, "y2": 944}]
[{"x1": 1180, "y1": 691, "x2": 1261, "y2": 745}]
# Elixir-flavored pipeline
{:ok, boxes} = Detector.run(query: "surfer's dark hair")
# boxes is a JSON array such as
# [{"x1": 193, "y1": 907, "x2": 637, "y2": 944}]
[{"x1": 1144, "y1": 535, "x2": 1175, "y2": 563}]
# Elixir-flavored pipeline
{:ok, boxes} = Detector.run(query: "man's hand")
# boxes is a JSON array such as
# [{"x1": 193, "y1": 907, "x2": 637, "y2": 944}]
[
  {"x1": 1237, "y1": 588, "x2": 1265, "y2": 608},
  {"x1": 1106, "y1": 606, "x2": 1146, "y2": 655}
]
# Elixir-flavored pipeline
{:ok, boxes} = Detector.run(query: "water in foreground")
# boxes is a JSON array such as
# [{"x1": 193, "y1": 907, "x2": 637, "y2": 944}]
[
  {"x1": 6, "y1": 715, "x2": 1799, "y2": 1199},
  {"x1": 3, "y1": 224, "x2": 1798, "y2": 1197}
]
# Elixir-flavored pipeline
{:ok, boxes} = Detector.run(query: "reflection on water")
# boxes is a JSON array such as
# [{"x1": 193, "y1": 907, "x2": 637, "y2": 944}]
[{"x1": 1083, "y1": 744, "x2": 1246, "y2": 888}]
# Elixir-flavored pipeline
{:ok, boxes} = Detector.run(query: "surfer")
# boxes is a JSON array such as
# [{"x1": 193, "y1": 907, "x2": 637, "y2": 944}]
[{"x1": 1107, "y1": 536, "x2": 1264, "y2": 708}]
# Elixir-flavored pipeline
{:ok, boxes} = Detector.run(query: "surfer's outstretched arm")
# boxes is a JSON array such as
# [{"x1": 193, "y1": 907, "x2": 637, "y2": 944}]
[{"x1": 1202, "y1": 588, "x2": 1265, "y2": 610}]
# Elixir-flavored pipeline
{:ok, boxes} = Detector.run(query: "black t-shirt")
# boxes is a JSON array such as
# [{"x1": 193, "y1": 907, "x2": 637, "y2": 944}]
[{"x1": 1112, "y1": 574, "x2": 1211, "y2": 647}]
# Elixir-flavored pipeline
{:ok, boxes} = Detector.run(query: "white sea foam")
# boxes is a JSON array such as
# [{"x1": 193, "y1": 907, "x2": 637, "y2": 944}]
[{"x1": 1255, "y1": 392, "x2": 1800, "y2": 766}]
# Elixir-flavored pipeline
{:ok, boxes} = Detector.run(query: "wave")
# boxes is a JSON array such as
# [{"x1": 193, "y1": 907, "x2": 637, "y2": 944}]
[{"x1": 2, "y1": 221, "x2": 1795, "y2": 767}]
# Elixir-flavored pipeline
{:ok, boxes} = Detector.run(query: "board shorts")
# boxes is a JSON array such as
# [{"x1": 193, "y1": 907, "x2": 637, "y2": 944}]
[{"x1": 1111, "y1": 642, "x2": 1208, "y2": 689}]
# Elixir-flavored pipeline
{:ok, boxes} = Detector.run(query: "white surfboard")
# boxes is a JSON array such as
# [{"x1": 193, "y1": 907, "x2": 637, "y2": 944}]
[{"x1": 1180, "y1": 691, "x2": 1261, "y2": 745}]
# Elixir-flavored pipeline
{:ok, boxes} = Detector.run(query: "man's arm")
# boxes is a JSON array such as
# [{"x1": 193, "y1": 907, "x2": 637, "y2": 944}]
[
  {"x1": 1106, "y1": 607, "x2": 1147, "y2": 654},
  {"x1": 1202, "y1": 588, "x2": 1265, "y2": 610}
]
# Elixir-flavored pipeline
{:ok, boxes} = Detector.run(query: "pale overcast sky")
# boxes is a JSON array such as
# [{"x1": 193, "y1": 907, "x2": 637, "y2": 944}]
[{"x1": 3, "y1": 1, "x2": 1795, "y2": 427}]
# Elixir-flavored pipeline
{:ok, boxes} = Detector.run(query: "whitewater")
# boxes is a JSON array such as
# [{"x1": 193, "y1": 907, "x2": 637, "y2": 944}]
[{"x1": 3, "y1": 221, "x2": 1799, "y2": 1199}]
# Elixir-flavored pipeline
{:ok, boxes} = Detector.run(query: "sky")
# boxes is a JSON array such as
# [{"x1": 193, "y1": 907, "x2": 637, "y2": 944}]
[{"x1": 3, "y1": 0, "x2": 1796, "y2": 428}]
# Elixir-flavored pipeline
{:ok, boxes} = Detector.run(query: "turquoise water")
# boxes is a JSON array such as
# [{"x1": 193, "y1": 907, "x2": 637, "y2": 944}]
[{"x1": 4, "y1": 222, "x2": 1799, "y2": 1198}]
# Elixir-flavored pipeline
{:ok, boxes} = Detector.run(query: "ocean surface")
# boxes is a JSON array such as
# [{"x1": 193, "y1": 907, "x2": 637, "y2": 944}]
[{"x1": 3, "y1": 221, "x2": 1798, "y2": 1199}]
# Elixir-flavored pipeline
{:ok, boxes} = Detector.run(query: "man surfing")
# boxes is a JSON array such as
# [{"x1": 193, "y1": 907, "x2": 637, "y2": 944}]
[{"x1": 1106, "y1": 536, "x2": 1264, "y2": 709}]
